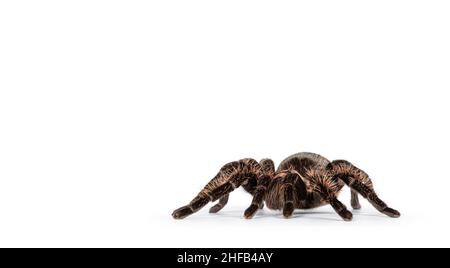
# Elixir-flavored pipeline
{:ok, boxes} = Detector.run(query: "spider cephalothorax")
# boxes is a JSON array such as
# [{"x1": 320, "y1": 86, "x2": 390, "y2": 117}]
[{"x1": 172, "y1": 152, "x2": 400, "y2": 221}]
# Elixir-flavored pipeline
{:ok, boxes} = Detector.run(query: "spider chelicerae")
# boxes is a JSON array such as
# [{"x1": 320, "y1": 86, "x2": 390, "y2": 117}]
[{"x1": 172, "y1": 152, "x2": 400, "y2": 221}]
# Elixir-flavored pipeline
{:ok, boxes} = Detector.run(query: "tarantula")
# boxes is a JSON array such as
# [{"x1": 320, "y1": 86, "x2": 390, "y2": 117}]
[{"x1": 172, "y1": 152, "x2": 400, "y2": 221}]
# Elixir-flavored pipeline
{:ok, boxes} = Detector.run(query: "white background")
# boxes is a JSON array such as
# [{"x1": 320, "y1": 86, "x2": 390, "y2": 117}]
[{"x1": 0, "y1": 1, "x2": 449, "y2": 248}]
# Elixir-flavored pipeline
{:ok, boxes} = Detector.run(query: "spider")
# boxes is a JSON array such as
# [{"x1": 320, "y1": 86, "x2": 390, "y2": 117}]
[{"x1": 172, "y1": 152, "x2": 400, "y2": 221}]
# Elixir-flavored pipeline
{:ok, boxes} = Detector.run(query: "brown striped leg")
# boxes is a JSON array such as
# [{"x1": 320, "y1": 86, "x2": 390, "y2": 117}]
[
  {"x1": 329, "y1": 160, "x2": 400, "y2": 218},
  {"x1": 209, "y1": 194, "x2": 229, "y2": 213},
  {"x1": 279, "y1": 171, "x2": 306, "y2": 218},
  {"x1": 281, "y1": 173, "x2": 300, "y2": 218},
  {"x1": 172, "y1": 158, "x2": 263, "y2": 219},
  {"x1": 172, "y1": 174, "x2": 246, "y2": 219},
  {"x1": 172, "y1": 194, "x2": 211, "y2": 219},
  {"x1": 329, "y1": 197, "x2": 353, "y2": 221},
  {"x1": 282, "y1": 184, "x2": 295, "y2": 218},
  {"x1": 244, "y1": 175, "x2": 270, "y2": 219},
  {"x1": 351, "y1": 189, "x2": 361, "y2": 210},
  {"x1": 346, "y1": 179, "x2": 400, "y2": 218},
  {"x1": 316, "y1": 188, "x2": 352, "y2": 221},
  {"x1": 309, "y1": 172, "x2": 353, "y2": 221},
  {"x1": 368, "y1": 191, "x2": 400, "y2": 218}
]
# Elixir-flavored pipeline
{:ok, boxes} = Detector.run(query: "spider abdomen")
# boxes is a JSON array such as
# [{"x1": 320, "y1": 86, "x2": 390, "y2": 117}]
[{"x1": 277, "y1": 152, "x2": 330, "y2": 173}]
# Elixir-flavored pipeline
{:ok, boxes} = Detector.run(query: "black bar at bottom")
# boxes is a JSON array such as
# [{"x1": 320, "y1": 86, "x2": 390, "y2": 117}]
[{"x1": 0, "y1": 248, "x2": 442, "y2": 266}]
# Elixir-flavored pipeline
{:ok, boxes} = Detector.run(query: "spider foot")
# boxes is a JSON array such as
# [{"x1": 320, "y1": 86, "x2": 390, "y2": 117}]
[
  {"x1": 342, "y1": 210, "x2": 353, "y2": 221},
  {"x1": 382, "y1": 207, "x2": 401, "y2": 218},
  {"x1": 172, "y1": 206, "x2": 193, "y2": 219},
  {"x1": 244, "y1": 204, "x2": 259, "y2": 219},
  {"x1": 209, "y1": 204, "x2": 223, "y2": 213},
  {"x1": 282, "y1": 203, "x2": 294, "y2": 218},
  {"x1": 337, "y1": 210, "x2": 353, "y2": 221}
]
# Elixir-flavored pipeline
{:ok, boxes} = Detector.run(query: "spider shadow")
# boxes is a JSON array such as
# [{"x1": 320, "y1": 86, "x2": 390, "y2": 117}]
[
  {"x1": 205, "y1": 209, "x2": 342, "y2": 221},
  {"x1": 291, "y1": 210, "x2": 389, "y2": 220},
  {"x1": 203, "y1": 208, "x2": 387, "y2": 221},
  {"x1": 289, "y1": 211, "x2": 342, "y2": 222},
  {"x1": 350, "y1": 210, "x2": 390, "y2": 218}
]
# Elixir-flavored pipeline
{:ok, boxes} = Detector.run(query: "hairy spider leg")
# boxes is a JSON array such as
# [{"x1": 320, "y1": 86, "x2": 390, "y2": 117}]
[
  {"x1": 209, "y1": 194, "x2": 229, "y2": 213},
  {"x1": 351, "y1": 189, "x2": 361, "y2": 209},
  {"x1": 243, "y1": 175, "x2": 270, "y2": 219},
  {"x1": 280, "y1": 171, "x2": 307, "y2": 218},
  {"x1": 330, "y1": 160, "x2": 400, "y2": 218},
  {"x1": 172, "y1": 159, "x2": 264, "y2": 219},
  {"x1": 306, "y1": 169, "x2": 353, "y2": 221}
]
